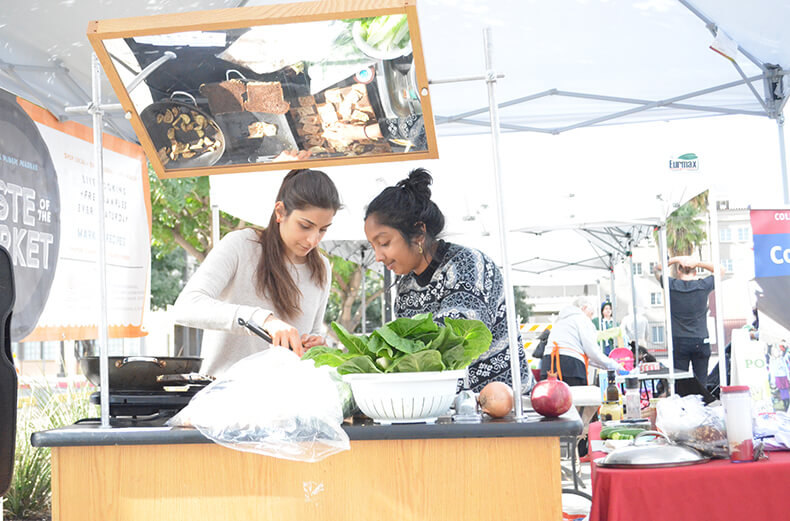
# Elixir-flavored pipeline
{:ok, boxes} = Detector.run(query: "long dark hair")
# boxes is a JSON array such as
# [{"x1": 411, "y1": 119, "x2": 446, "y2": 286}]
[
  {"x1": 365, "y1": 168, "x2": 445, "y2": 249},
  {"x1": 256, "y1": 169, "x2": 340, "y2": 320}
]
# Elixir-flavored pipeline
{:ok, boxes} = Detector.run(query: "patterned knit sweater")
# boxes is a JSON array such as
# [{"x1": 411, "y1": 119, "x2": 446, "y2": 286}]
[{"x1": 394, "y1": 241, "x2": 533, "y2": 392}]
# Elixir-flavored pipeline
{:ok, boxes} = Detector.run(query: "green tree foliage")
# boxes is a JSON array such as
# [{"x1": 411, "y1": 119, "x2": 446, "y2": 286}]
[
  {"x1": 148, "y1": 163, "x2": 248, "y2": 263},
  {"x1": 148, "y1": 163, "x2": 249, "y2": 308},
  {"x1": 150, "y1": 243, "x2": 186, "y2": 310},
  {"x1": 326, "y1": 255, "x2": 384, "y2": 333},
  {"x1": 514, "y1": 286, "x2": 533, "y2": 323},
  {"x1": 661, "y1": 191, "x2": 708, "y2": 257}
]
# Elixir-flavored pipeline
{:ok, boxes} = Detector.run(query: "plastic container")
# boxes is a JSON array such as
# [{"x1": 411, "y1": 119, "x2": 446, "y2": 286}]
[
  {"x1": 624, "y1": 377, "x2": 641, "y2": 420},
  {"x1": 343, "y1": 370, "x2": 465, "y2": 424},
  {"x1": 721, "y1": 385, "x2": 755, "y2": 462},
  {"x1": 645, "y1": 398, "x2": 660, "y2": 430}
]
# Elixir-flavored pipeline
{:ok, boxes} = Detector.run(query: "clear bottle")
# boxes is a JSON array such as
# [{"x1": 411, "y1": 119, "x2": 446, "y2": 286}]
[
  {"x1": 624, "y1": 377, "x2": 641, "y2": 420},
  {"x1": 605, "y1": 371, "x2": 620, "y2": 402},
  {"x1": 600, "y1": 371, "x2": 622, "y2": 422}
]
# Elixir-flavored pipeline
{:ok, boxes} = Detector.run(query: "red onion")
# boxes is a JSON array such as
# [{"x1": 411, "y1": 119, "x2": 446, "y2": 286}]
[{"x1": 530, "y1": 373, "x2": 572, "y2": 417}]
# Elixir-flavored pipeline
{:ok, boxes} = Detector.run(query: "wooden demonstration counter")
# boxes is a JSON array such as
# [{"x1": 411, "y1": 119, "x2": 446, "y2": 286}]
[{"x1": 32, "y1": 409, "x2": 582, "y2": 521}]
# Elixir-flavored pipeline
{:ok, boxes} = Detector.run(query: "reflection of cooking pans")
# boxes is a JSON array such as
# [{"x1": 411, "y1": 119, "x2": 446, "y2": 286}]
[
  {"x1": 215, "y1": 111, "x2": 298, "y2": 163},
  {"x1": 140, "y1": 91, "x2": 225, "y2": 169}
]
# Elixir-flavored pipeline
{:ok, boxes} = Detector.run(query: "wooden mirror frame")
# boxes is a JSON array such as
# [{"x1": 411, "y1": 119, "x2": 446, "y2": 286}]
[{"x1": 87, "y1": 0, "x2": 437, "y2": 179}]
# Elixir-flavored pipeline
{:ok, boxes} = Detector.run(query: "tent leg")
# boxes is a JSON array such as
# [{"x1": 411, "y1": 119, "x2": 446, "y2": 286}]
[
  {"x1": 484, "y1": 27, "x2": 524, "y2": 417},
  {"x1": 658, "y1": 226, "x2": 676, "y2": 395},
  {"x1": 628, "y1": 250, "x2": 639, "y2": 364},
  {"x1": 708, "y1": 191, "x2": 728, "y2": 389},
  {"x1": 383, "y1": 269, "x2": 393, "y2": 323},
  {"x1": 90, "y1": 52, "x2": 111, "y2": 428},
  {"x1": 361, "y1": 264, "x2": 367, "y2": 335},
  {"x1": 611, "y1": 264, "x2": 617, "y2": 323},
  {"x1": 211, "y1": 205, "x2": 220, "y2": 249},
  {"x1": 778, "y1": 114, "x2": 789, "y2": 205}
]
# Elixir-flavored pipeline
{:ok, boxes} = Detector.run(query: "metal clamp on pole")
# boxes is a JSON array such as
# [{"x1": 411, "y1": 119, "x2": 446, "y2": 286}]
[{"x1": 64, "y1": 51, "x2": 177, "y2": 116}]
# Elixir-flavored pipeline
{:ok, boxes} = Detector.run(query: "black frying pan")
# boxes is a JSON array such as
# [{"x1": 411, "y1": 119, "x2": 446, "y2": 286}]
[
  {"x1": 140, "y1": 91, "x2": 225, "y2": 169},
  {"x1": 79, "y1": 355, "x2": 202, "y2": 391}
]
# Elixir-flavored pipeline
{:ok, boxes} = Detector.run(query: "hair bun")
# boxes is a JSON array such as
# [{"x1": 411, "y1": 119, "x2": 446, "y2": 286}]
[{"x1": 396, "y1": 168, "x2": 433, "y2": 199}]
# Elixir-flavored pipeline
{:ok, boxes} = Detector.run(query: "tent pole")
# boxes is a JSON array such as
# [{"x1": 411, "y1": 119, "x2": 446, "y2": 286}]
[
  {"x1": 611, "y1": 266, "x2": 617, "y2": 323},
  {"x1": 610, "y1": 256, "x2": 617, "y2": 322},
  {"x1": 90, "y1": 52, "x2": 111, "y2": 428},
  {"x1": 658, "y1": 225, "x2": 676, "y2": 395},
  {"x1": 596, "y1": 280, "x2": 602, "y2": 326},
  {"x1": 778, "y1": 114, "x2": 789, "y2": 205},
  {"x1": 361, "y1": 260, "x2": 367, "y2": 335},
  {"x1": 483, "y1": 27, "x2": 524, "y2": 418},
  {"x1": 383, "y1": 269, "x2": 392, "y2": 322},
  {"x1": 211, "y1": 204, "x2": 220, "y2": 249},
  {"x1": 627, "y1": 249, "x2": 639, "y2": 366},
  {"x1": 708, "y1": 191, "x2": 728, "y2": 389}
]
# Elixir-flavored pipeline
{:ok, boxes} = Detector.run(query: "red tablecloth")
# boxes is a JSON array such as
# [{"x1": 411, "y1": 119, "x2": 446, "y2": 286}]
[{"x1": 588, "y1": 421, "x2": 790, "y2": 521}]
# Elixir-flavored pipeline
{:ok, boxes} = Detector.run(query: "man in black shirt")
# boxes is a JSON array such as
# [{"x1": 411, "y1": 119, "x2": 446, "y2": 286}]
[{"x1": 654, "y1": 256, "x2": 725, "y2": 387}]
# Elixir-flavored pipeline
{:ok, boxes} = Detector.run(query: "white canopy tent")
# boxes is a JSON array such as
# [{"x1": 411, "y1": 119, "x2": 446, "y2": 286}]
[
  {"x1": 1, "y1": 0, "x2": 787, "y2": 418},
  {"x1": 1, "y1": 0, "x2": 788, "y2": 164}
]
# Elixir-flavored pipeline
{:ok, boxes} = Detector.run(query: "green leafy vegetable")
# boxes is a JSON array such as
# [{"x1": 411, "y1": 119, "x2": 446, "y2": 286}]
[
  {"x1": 300, "y1": 346, "x2": 357, "y2": 368},
  {"x1": 331, "y1": 322, "x2": 369, "y2": 355},
  {"x1": 303, "y1": 313, "x2": 493, "y2": 374},
  {"x1": 357, "y1": 15, "x2": 411, "y2": 53},
  {"x1": 337, "y1": 356, "x2": 383, "y2": 374},
  {"x1": 388, "y1": 350, "x2": 445, "y2": 373}
]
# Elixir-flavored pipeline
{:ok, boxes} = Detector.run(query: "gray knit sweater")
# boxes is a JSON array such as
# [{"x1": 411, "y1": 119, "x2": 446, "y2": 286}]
[{"x1": 173, "y1": 228, "x2": 330, "y2": 377}]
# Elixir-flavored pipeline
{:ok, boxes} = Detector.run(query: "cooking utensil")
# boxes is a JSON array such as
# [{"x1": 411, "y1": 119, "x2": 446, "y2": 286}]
[
  {"x1": 140, "y1": 91, "x2": 225, "y2": 169},
  {"x1": 79, "y1": 355, "x2": 203, "y2": 391},
  {"x1": 0, "y1": 245, "x2": 16, "y2": 496},
  {"x1": 595, "y1": 430, "x2": 710, "y2": 469},
  {"x1": 156, "y1": 373, "x2": 215, "y2": 385},
  {"x1": 237, "y1": 317, "x2": 274, "y2": 343}
]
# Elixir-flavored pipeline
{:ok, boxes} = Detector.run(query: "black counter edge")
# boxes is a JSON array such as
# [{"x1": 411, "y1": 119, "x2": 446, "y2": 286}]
[{"x1": 30, "y1": 417, "x2": 582, "y2": 448}]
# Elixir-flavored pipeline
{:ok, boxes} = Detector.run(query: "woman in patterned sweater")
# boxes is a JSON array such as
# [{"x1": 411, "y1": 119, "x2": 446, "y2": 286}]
[{"x1": 364, "y1": 168, "x2": 534, "y2": 393}]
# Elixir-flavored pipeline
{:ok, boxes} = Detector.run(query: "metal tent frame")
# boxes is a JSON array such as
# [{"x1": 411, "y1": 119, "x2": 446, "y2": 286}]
[{"x1": 433, "y1": 1, "x2": 789, "y2": 204}]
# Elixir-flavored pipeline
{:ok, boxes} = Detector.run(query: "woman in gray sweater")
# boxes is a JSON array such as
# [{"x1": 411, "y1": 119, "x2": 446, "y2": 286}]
[{"x1": 173, "y1": 169, "x2": 341, "y2": 376}]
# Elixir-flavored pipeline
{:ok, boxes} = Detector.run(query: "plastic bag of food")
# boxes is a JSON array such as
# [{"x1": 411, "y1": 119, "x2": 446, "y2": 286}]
[
  {"x1": 655, "y1": 394, "x2": 728, "y2": 458},
  {"x1": 168, "y1": 347, "x2": 350, "y2": 462}
]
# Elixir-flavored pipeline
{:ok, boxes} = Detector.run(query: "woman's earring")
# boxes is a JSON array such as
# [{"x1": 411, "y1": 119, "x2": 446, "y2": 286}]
[{"x1": 418, "y1": 243, "x2": 424, "y2": 255}]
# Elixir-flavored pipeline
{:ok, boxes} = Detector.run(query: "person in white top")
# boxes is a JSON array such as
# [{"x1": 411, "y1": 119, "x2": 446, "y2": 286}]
[
  {"x1": 173, "y1": 169, "x2": 340, "y2": 377},
  {"x1": 540, "y1": 297, "x2": 624, "y2": 386},
  {"x1": 620, "y1": 308, "x2": 649, "y2": 349}
]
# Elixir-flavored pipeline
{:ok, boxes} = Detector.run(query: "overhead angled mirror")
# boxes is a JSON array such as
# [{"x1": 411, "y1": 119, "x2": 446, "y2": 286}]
[{"x1": 88, "y1": 0, "x2": 437, "y2": 178}]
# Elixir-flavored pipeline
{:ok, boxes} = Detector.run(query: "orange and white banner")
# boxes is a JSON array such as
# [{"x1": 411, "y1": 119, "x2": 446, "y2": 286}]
[{"x1": 0, "y1": 92, "x2": 150, "y2": 342}]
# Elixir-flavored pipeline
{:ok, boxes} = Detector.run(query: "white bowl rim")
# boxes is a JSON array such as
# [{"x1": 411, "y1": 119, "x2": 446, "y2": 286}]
[{"x1": 342, "y1": 369, "x2": 465, "y2": 383}]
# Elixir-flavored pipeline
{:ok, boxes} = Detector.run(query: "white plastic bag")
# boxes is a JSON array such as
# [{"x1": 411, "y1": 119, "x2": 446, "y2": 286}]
[
  {"x1": 656, "y1": 394, "x2": 728, "y2": 458},
  {"x1": 168, "y1": 347, "x2": 350, "y2": 462}
]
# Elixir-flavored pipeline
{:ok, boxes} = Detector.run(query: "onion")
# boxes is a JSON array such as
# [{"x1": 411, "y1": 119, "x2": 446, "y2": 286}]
[
  {"x1": 478, "y1": 381, "x2": 514, "y2": 418},
  {"x1": 530, "y1": 373, "x2": 572, "y2": 417}
]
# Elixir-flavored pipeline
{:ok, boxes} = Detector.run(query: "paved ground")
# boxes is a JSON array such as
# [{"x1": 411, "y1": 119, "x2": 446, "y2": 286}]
[{"x1": 561, "y1": 459, "x2": 593, "y2": 519}]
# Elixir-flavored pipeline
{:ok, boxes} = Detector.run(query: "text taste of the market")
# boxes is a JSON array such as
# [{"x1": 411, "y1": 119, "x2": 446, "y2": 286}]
[{"x1": 0, "y1": 180, "x2": 55, "y2": 270}]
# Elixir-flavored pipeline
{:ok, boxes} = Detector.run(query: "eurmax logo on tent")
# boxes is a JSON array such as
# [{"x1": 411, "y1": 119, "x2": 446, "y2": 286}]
[{"x1": 669, "y1": 153, "x2": 699, "y2": 171}]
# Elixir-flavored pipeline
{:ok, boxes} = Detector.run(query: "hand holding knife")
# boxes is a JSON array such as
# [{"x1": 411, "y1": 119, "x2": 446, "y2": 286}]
[{"x1": 237, "y1": 317, "x2": 281, "y2": 347}]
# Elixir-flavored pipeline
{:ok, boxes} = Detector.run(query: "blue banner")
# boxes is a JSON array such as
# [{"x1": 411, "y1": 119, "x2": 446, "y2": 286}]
[{"x1": 753, "y1": 233, "x2": 790, "y2": 278}]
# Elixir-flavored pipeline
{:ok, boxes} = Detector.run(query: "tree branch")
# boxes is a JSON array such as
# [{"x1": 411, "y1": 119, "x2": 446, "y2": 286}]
[
  {"x1": 172, "y1": 232, "x2": 205, "y2": 262},
  {"x1": 333, "y1": 270, "x2": 349, "y2": 292}
]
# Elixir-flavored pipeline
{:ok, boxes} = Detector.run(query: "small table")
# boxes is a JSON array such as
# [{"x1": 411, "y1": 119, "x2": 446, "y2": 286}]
[{"x1": 587, "y1": 421, "x2": 790, "y2": 521}]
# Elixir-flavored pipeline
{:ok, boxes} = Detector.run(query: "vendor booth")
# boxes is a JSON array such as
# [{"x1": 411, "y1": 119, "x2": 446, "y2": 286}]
[{"x1": 3, "y1": 0, "x2": 790, "y2": 520}]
